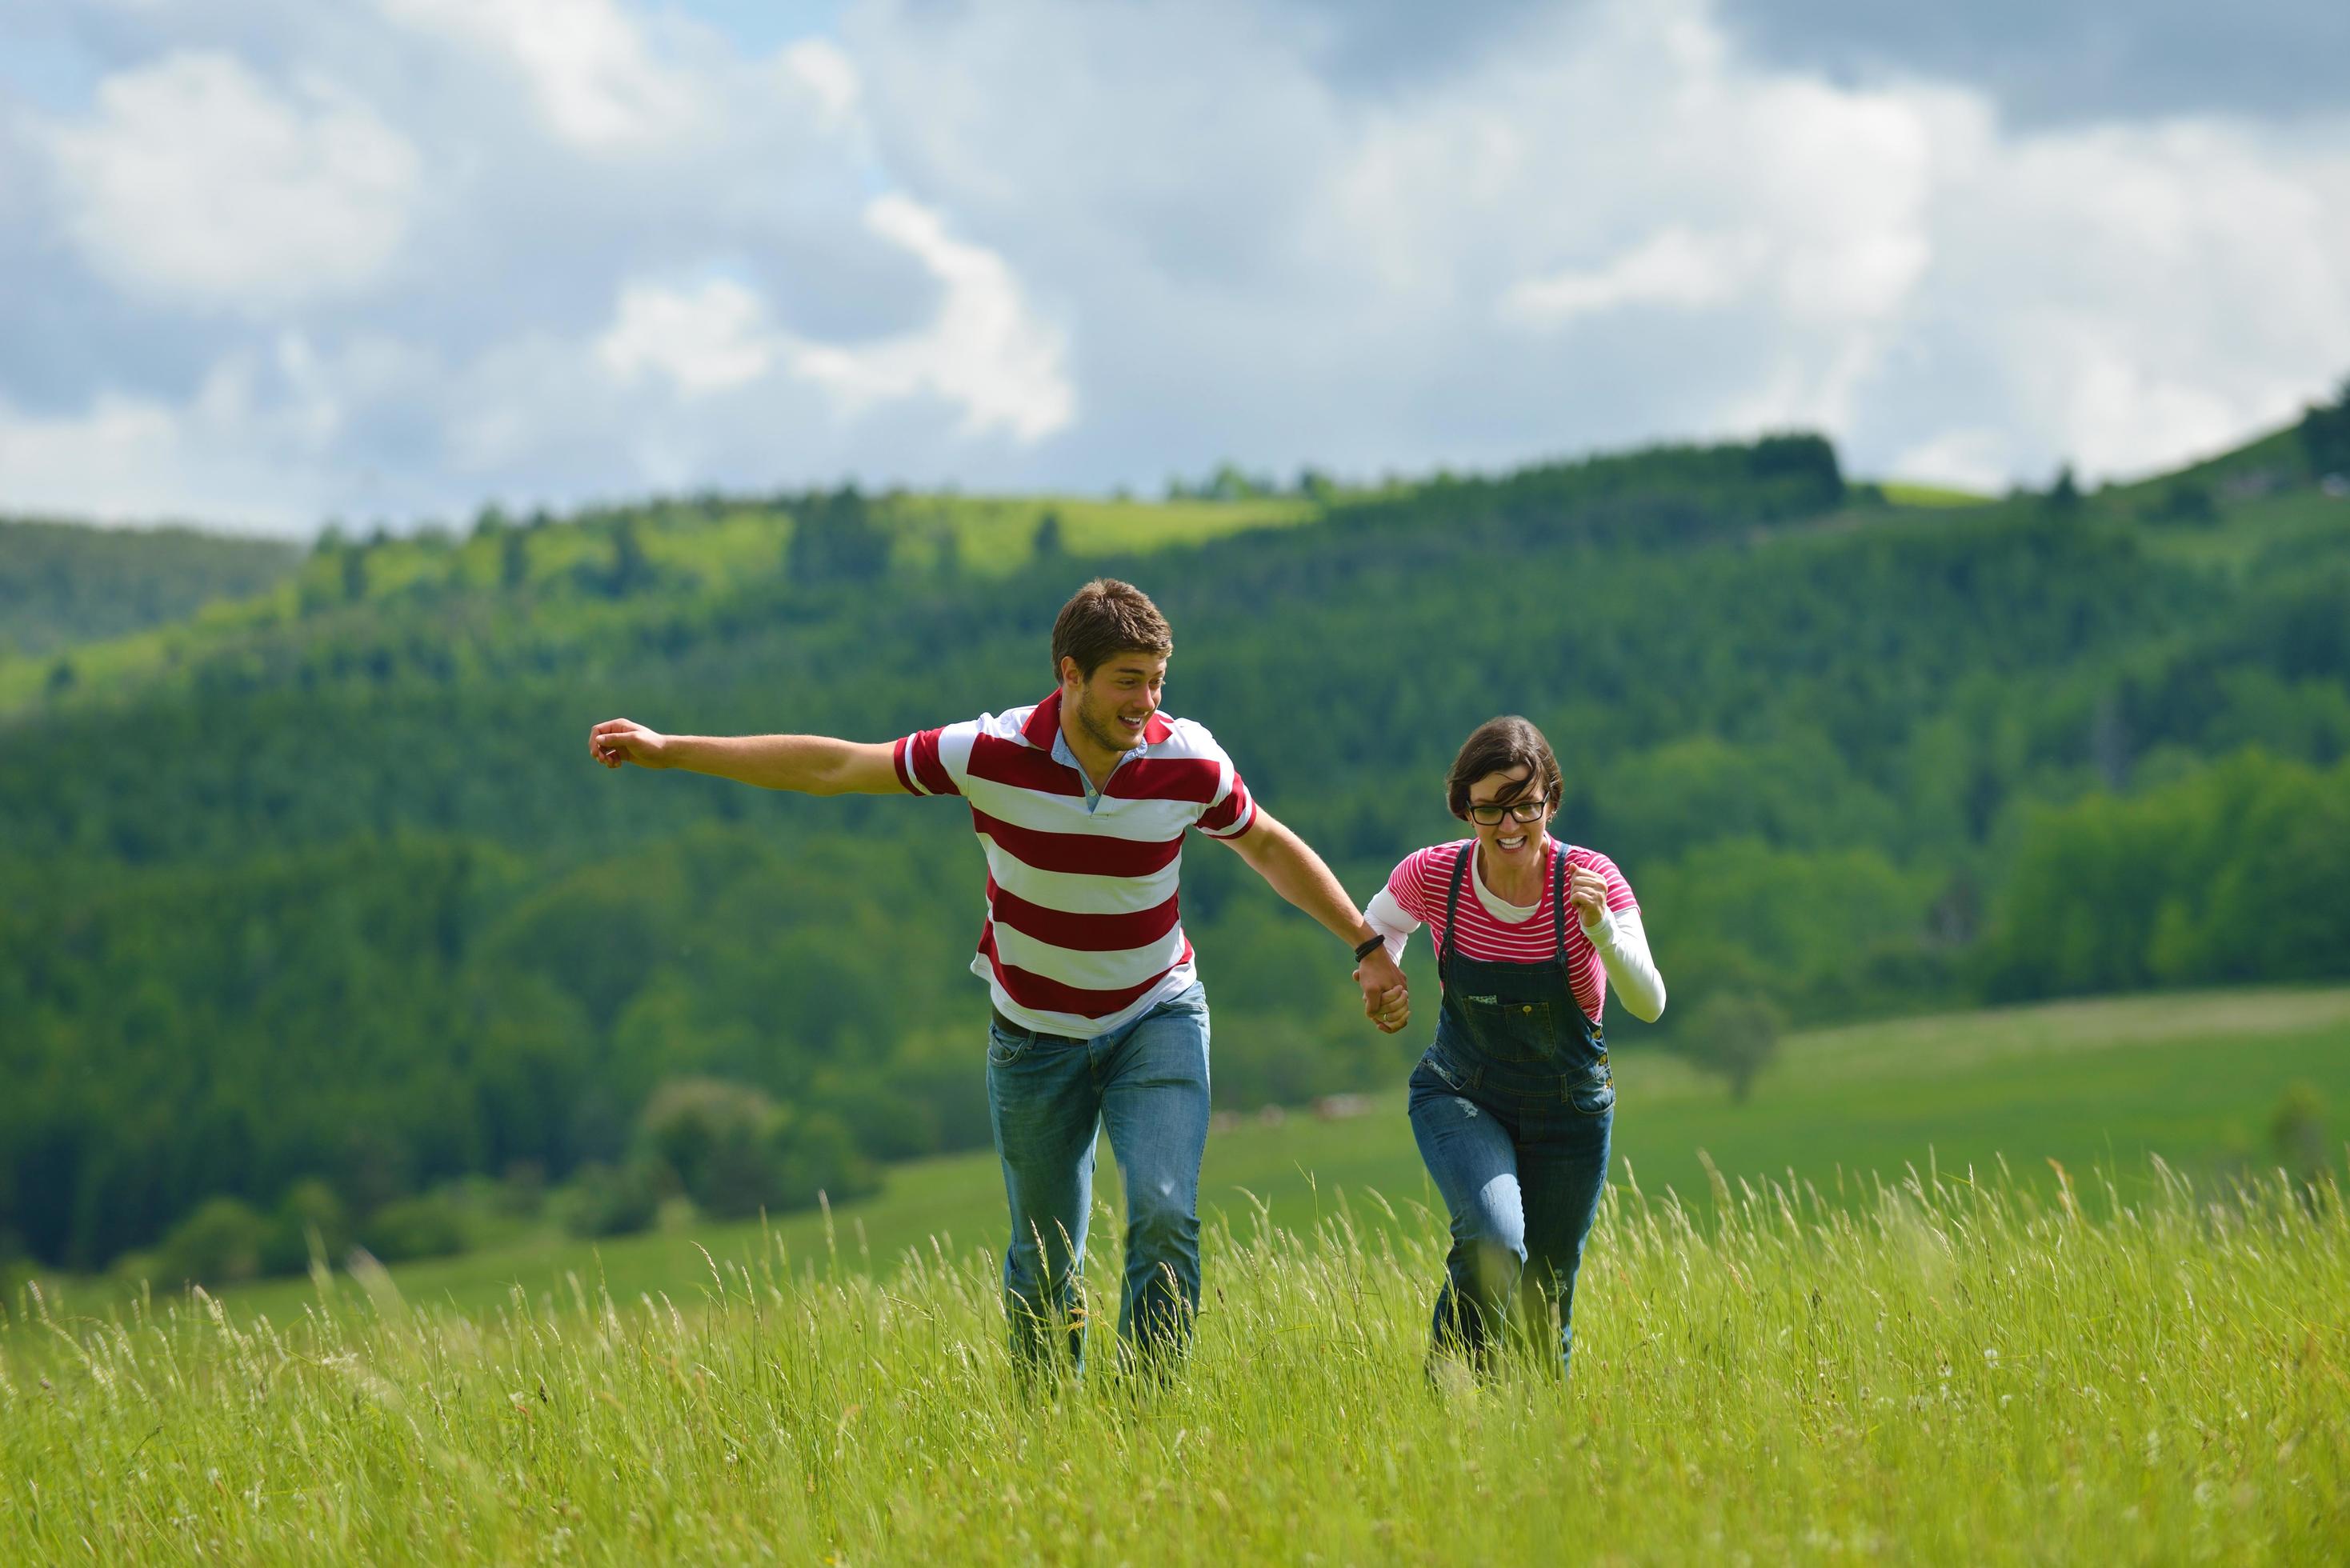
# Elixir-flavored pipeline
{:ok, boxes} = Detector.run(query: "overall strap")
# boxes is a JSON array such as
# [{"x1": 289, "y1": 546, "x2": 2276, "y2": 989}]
[
  {"x1": 1552, "y1": 839, "x2": 1570, "y2": 959},
  {"x1": 1556, "y1": 842, "x2": 1603, "y2": 1042},
  {"x1": 1440, "y1": 841, "x2": 1474, "y2": 978}
]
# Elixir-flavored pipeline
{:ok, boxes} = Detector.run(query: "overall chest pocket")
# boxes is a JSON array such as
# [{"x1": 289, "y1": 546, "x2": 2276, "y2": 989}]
[{"x1": 1458, "y1": 997, "x2": 1564, "y2": 1062}]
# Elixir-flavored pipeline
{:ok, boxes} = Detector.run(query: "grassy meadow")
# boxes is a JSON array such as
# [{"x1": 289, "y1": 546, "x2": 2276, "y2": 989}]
[
  {"x1": 6, "y1": 989, "x2": 2348, "y2": 1562},
  {"x1": 3, "y1": 1140, "x2": 2342, "y2": 1563},
  {"x1": 51, "y1": 984, "x2": 2338, "y2": 1326}
]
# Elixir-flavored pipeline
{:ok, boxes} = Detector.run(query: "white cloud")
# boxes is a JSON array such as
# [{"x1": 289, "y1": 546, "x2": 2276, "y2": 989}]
[
  {"x1": 850, "y1": 0, "x2": 2350, "y2": 485},
  {"x1": 0, "y1": 355, "x2": 342, "y2": 530},
  {"x1": 782, "y1": 39, "x2": 860, "y2": 131},
  {"x1": 375, "y1": 0, "x2": 700, "y2": 149},
  {"x1": 1502, "y1": 229, "x2": 1767, "y2": 324},
  {"x1": 787, "y1": 197, "x2": 1075, "y2": 442},
  {"x1": 6, "y1": 0, "x2": 2350, "y2": 532},
  {"x1": 39, "y1": 50, "x2": 419, "y2": 311},
  {"x1": 1916, "y1": 117, "x2": 2350, "y2": 478},
  {"x1": 591, "y1": 197, "x2": 1074, "y2": 442},
  {"x1": 598, "y1": 278, "x2": 777, "y2": 395}
]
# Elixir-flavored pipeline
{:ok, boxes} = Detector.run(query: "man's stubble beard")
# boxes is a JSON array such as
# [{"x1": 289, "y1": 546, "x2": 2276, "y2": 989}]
[{"x1": 1075, "y1": 689, "x2": 1145, "y2": 754}]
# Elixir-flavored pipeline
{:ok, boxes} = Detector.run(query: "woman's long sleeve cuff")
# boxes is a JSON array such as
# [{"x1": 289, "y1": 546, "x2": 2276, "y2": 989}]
[{"x1": 1583, "y1": 906, "x2": 1667, "y2": 1022}]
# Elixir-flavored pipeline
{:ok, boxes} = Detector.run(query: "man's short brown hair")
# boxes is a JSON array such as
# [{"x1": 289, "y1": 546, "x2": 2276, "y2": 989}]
[
  {"x1": 1445, "y1": 715, "x2": 1563, "y2": 821},
  {"x1": 1051, "y1": 578, "x2": 1173, "y2": 680}
]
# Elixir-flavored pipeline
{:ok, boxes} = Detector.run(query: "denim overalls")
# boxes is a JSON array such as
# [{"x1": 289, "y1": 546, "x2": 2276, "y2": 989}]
[{"x1": 1406, "y1": 838, "x2": 1615, "y2": 1374}]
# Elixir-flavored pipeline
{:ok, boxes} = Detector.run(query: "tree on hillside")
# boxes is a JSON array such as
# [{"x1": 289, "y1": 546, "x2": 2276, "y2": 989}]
[
  {"x1": 1032, "y1": 510, "x2": 1065, "y2": 560},
  {"x1": 2300, "y1": 376, "x2": 2350, "y2": 477},
  {"x1": 639, "y1": 1078, "x2": 875, "y2": 1218},
  {"x1": 2268, "y1": 1081, "x2": 2328, "y2": 1187},
  {"x1": 359, "y1": 1193, "x2": 466, "y2": 1262},
  {"x1": 603, "y1": 518, "x2": 655, "y2": 598},
  {"x1": 2144, "y1": 482, "x2": 2217, "y2": 525},
  {"x1": 786, "y1": 486, "x2": 889, "y2": 586},
  {"x1": 1208, "y1": 462, "x2": 1267, "y2": 501},
  {"x1": 154, "y1": 1196, "x2": 268, "y2": 1286},
  {"x1": 558, "y1": 1160, "x2": 662, "y2": 1238},
  {"x1": 1673, "y1": 991, "x2": 1786, "y2": 1104},
  {"x1": 1167, "y1": 462, "x2": 1275, "y2": 501},
  {"x1": 1746, "y1": 433, "x2": 1844, "y2": 511},
  {"x1": 258, "y1": 1178, "x2": 350, "y2": 1276},
  {"x1": 500, "y1": 526, "x2": 531, "y2": 590},
  {"x1": 2047, "y1": 464, "x2": 2082, "y2": 514}
]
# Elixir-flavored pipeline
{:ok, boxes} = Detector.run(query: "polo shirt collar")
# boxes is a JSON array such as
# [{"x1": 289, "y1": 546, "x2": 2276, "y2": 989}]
[
  {"x1": 1021, "y1": 690, "x2": 1063, "y2": 748},
  {"x1": 1023, "y1": 690, "x2": 1177, "y2": 756}
]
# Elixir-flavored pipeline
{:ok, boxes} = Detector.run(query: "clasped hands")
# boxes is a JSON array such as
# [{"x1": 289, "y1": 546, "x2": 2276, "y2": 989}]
[{"x1": 1354, "y1": 945, "x2": 1411, "y2": 1034}]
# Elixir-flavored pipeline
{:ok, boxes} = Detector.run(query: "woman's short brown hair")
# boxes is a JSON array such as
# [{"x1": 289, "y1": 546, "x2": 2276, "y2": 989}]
[
  {"x1": 1445, "y1": 715, "x2": 1563, "y2": 822},
  {"x1": 1051, "y1": 578, "x2": 1173, "y2": 679}
]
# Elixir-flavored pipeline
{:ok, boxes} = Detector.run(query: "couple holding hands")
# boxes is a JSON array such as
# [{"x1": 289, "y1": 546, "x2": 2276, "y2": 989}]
[{"x1": 589, "y1": 578, "x2": 1665, "y2": 1379}]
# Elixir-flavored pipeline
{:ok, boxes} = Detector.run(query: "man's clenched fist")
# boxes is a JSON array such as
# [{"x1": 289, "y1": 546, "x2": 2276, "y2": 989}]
[{"x1": 589, "y1": 718, "x2": 673, "y2": 769}]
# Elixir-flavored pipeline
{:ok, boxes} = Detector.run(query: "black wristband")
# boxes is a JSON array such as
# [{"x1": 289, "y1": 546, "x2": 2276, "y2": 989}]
[{"x1": 1352, "y1": 934, "x2": 1387, "y2": 962}]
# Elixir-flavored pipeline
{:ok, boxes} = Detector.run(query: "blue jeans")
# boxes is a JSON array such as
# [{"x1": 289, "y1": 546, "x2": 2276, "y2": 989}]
[
  {"x1": 985, "y1": 982, "x2": 1211, "y2": 1374},
  {"x1": 1407, "y1": 1047, "x2": 1612, "y2": 1374}
]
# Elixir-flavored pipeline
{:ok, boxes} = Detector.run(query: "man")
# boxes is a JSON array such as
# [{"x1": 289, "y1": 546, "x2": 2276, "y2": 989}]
[{"x1": 588, "y1": 578, "x2": 1408, "y2": 1374}]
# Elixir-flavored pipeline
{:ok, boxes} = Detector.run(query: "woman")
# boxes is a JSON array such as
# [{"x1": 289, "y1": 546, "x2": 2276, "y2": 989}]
[{"x1": 1362, "y1": 715, "x2": 1666, "y2": 1376}]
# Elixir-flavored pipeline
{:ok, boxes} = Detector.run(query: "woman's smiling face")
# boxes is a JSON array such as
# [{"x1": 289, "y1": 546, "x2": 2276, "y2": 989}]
[{"x1": 1465, "y1": 765, "x2": 1553, "y2": 870}]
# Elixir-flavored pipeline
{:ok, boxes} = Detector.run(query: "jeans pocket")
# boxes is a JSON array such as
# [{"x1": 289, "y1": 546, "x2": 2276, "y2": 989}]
[
  {"x1": 987, "y1": 1026, "x2": 1033, "y2": 1067},
  {"x1": 1163, "y1": 980, "x2": 1209, "y2": 1016},
  {"x1": 1420, "y1": 1048, "x2": 1468, "y2": 1093},
  {"x1": 1568, "y1": 1066, "x2": 1615, "y2": 1118}
]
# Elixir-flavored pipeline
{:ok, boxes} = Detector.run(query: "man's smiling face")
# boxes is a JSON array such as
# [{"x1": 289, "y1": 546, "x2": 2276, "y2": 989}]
[{"x1": 1064, "y1": 649, "x2": 1167, "y2": 754}]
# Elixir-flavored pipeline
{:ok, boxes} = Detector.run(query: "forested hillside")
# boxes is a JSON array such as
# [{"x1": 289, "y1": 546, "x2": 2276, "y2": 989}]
[
  {"x1": 0, "y1": 518, "x2": 299, "y2": 662},
  {"x1": 4, "y1": 406, "x2": 2348, "y2": 1278}
]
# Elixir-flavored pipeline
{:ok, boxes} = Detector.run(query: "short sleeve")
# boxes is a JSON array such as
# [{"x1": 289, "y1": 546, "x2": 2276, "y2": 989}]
[
  {"x1": 1194, "y1": 764, "x2": 1257, "y2": 838},
  {"x1": 892, "y1": 718, "x2": 983, "y2": 797},
  {"x1": 1383, "y1": 845, "x2": 1451, "y2": 925},
  {"x1": 1578, "y1": 848, "x2": 1637, "y2": 914}
]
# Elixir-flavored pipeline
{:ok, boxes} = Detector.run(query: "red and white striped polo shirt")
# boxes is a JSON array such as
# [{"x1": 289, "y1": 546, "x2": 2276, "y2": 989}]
[
  {"x1": 1378, "y1": 838, "x2": 1637, "y2": 1022},
  {"x1": 895, "y1": 690, "x2": 1258, "y2": 1036}
]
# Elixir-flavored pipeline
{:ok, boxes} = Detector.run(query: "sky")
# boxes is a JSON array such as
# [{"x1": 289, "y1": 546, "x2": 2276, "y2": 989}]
[{"x1": 2, "y1": 0, "x2": 2346, "y2": 535}]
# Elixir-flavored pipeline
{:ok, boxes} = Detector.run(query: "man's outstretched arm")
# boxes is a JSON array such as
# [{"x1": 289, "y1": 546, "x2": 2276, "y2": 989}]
[
  {"x1": 588, "y1": 718, "x2": 903, "y2": 795},
  {"x1": 1218, "y1": 807, "x2": 1411, "y2": 1034}
]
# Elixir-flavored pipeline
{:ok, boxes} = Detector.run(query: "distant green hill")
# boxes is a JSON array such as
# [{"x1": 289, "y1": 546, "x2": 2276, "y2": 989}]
[
  {"x1": 0, "y1": 517, "x2": 299, "y2": 664},
  {"x1": 3, "y1": 411, "x2": 2347, "y2": 1279},
  {"x1": 1872, "y1": 480, "x2": 1989, "y2": 508}
]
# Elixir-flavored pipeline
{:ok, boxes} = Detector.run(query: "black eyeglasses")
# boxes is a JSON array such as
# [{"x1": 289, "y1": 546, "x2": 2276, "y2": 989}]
[{"x1": 1466, "y1": 796, "x2": 1550, "y2": 826}]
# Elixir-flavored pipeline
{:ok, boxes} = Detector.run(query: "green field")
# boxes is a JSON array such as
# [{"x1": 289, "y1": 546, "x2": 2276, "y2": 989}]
[
  {"x1": 6, "y1": 1136, "x2": 2344, "y2": 1562},
  {"x1": 1874, "y1": 479, "x2": 1992, "y2": 508},
  {"x1": 30, "y1": 986, "x2": 2338, "y2": 1327},
  {"x1": 7, "y1": 990, "x2": 2348, "y2": 1562}
]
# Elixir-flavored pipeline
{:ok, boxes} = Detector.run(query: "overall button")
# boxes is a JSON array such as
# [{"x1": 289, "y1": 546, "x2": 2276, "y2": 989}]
[{"x1": 1521, "y1": 1005, "x2": 1533, "y2": 1014}]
